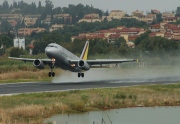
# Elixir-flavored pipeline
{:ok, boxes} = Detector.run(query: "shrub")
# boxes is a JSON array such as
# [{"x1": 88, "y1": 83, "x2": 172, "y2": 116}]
[
  {"x1": 81, "y1": 94, "x2": 89, "y2": 103},
  {"x1": 114, "y1": 92, "x2": 126, "y2": 99}
]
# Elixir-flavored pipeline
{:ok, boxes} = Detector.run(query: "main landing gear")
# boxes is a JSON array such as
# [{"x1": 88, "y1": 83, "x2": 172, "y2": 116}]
[
  {"x1": 78, "y1": 73, "x2": 84, "y2": 78},
  {"x1": 48, "y1": 58, "x2": 56, "y2": 77},
  {"x1": 48, "y1": 65, "x2": 55, "y2": 77}
]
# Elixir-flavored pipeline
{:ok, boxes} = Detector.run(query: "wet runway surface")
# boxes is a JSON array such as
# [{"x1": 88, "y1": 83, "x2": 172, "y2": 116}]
[{"x1": 0, "y1": 76, "x2": 180, "y2": 95}]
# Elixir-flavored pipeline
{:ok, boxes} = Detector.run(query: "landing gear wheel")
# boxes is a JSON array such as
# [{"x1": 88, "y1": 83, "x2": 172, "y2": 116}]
[
  {"x1": 78, "y1": 73, "x2": 84, "y2": 78},
  {"x1": 48, "y1": 72, "x2": 52, "y2": 77},
  {"x1": 81, "y1": 73, "x2": 84, "y2": 78},
  {"x1": 52, "y1": 72, "x2": 55, "y2": 77},
  {"x1": 48, "y1": 72, "x2": 55, "y2": 77},
  {"x1": 78, "y1": 73, "x2": 81, "y2": 77}
]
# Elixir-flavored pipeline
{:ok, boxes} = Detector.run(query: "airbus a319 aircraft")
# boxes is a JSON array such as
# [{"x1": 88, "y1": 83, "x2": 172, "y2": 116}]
[{"x1": 9, "y1": 41, "x2": 136, "y2": 78}]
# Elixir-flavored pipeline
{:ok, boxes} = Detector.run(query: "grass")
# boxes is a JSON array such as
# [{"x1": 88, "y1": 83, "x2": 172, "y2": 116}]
[
  {"x1": 0, "y1": 70, "x2": 59, "y2": 83},
  {"x1": 0, "y1": 83, "x2": 180, "y2": 123},
  {"x1": 0, "y1": 63, "x2": 63, "y2": 83},
  {"x1": 0, "y1": 57, "x2": 61, "y2": 83}
]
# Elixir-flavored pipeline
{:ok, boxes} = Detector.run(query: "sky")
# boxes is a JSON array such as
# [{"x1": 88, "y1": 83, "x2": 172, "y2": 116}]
[{"x1": 1, "y1": 0, "x2": 180, "y2": 14}]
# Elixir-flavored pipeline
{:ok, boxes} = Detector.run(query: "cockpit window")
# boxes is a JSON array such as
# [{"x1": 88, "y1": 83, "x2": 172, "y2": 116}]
[
  {"x1": 47, "y1": 45, "x2": 53, "y2": 47},
  {"x1": 47, "y1": 45, "x2": 58, "y2": 48}
]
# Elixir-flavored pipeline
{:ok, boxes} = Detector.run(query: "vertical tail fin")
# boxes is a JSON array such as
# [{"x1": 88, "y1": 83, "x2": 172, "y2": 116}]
[{"x1": 80, "y1": 41, "x2": 89, "y2": 60}]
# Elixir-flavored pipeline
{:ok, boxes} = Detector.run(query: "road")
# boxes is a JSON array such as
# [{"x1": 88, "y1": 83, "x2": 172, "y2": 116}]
[{"x1": 0, "y1": 76, "x2": 180, "y2": 95}]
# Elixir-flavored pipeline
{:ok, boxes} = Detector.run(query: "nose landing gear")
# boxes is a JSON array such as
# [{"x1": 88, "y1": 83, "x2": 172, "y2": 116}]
[{"x1": 48, "y1": 58, "x2": 56, "y2": 77}]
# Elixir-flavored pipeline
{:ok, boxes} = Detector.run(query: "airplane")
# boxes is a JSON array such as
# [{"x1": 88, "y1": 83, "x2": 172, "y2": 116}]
[{"x1": 9, "y1": 41, "x2": 137, "y2": 78}]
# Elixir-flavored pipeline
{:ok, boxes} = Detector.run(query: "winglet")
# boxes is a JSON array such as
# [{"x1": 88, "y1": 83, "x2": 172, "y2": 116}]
[{"x1": 80, "y1": 41, "x2": 89, "y2": 60}]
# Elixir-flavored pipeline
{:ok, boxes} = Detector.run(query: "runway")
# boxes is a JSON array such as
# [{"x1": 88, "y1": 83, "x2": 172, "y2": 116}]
[{"x1": 0, "y1": 76, "x2": 180, "y2": 95}]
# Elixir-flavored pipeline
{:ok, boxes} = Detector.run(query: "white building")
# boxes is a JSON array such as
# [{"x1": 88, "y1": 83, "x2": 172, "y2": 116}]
[
  {"x1": 49, "y1": 24, "x2": 64, "y2": 32},
  {"x1": 13, "y1": 37, "x2": 25, "y2": 50}
]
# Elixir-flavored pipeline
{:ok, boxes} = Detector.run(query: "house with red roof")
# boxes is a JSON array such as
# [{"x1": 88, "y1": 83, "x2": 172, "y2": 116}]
[
  {"x1": 108, "y1": 34, "x2": 121, "y2": 43},
  {"x1": 149, "y1": 23, "x2": 161, "y2": 32},
  {"x1": 119, "y1": 27, "x2": 145, "y2": 35},
  {"x1": 164, "y1": 17, "x2": 179, "y2": 23},
  {"x1": 71, "y1": 26, "x2": 145, "y2": 46},
  {"x1": 149, "y1": 22, "x2": 180, "y2": 41},
  {"x1": 164, "y1": 32, "x2": 173, "y2": 39},
  {"x1": 171, "y1": 26, "x2": 180, "y2": 41}
]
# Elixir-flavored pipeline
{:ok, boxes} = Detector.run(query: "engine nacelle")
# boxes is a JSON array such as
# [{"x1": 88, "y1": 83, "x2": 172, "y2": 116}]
[
  {"x1": 78, "y1": 60, "x2": 90, "y2": 70},
  {"x1": 33, "y1": 59, "x2": 45, "y2": 69}
]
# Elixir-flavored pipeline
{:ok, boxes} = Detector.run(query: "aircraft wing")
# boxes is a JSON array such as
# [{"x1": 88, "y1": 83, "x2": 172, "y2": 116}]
[
  {"x1": 69, "y1": 59, "x2": 137, "y2": 65},
  {"x1": 87, "y1": 59, "x2": 137, "y2": 65},
  {"x1": 8, "y1": 57, "x2": 52, "y2": 64}
]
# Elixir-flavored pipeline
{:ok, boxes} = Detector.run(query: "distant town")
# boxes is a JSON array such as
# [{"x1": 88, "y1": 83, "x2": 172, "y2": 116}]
[{"x1": 0, "y1": 0, "x2": 180, "y2": 55}]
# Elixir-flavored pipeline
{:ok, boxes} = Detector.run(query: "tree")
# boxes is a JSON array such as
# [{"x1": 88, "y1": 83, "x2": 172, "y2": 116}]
[
  {"x1": 13, "y1": 1, "x2": 18, "y2": 8},
  {"x1": 134, "y1": 30, "x2": 151, "y2": 45},
  {"x1": 114, "y1": 39, "x2": 121, "y2": 47},
  {"x1": 3, "y1": 0, "x2": 9, "y2": 9},
  {"x1": 52, "y1": 7, "x2": 62, "y2": 14},
  {"x1": 0, "y1": 48, "x2": 5, "y2": 56},
  {"x1": 45, "y1": 0, "x2": 54, "y2": 14},
  {"x1": 156, "y1": 14, "x2": 163, "y2": 23},
  {"x1": 92, "y1": 39, "x2": 109, "y2": 54},
  {"x1": 104, "y1": 10, "x2": 109, "y2": 16},
  {"x1": 174, "y1": 20, "x2": 180, "y2": 24},
  {"x1": 0, "y1": 20, "x2": 12, "y2": 33},
  {"x1": 32, "y1": 40, "x2": 48, "y2": 54},
  {"x1": 114, "y1": 37, "x2": 130, "y2": 55},
  {"x1": 40, "y1": 11, "x2": 47, "y2": 20},
  {"x1": 51, "y1": 18, "x2": 64, "y2": 24},
  {"x1": 9, "y1": 47, "x2": 26, "y2": 57},
  {"x1": 119, "y1": 43, "x2": 128, "y2": 55},
  {"x1": 0, "y1": 34, "x2": 13, "y2": 48},
  {"x1": 30, "y1": 2, "x2": 37, "y2": 14},
  {"x1": 38, "y1": 1, "x2": 42, "y2": 13},
  {"x1": 137, "y1": 36, "x2": 179, "y2": 52},
  {"x1": 176, "y1": 7, "x2": 180, "y2": 17},
  {"x1": 71, "y1": 39, "x2": 86, "y2": 55},
  {"x1": 103, "y1": 17, "x2": 108, "y2": 23}
]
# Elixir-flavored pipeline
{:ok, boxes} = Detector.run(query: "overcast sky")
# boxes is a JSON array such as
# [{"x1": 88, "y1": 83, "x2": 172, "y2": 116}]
[{"x1": 2, "y1": 0, "x2": 180, "y2": 14}]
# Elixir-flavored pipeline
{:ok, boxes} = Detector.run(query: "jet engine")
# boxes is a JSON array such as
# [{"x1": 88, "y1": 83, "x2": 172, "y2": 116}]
[
  {"x1": 78, "y1": 60, "x2": 90, "y2": 70},
  {"x1": 33, "y1": 59, "x2": 45, "y2": 69}
]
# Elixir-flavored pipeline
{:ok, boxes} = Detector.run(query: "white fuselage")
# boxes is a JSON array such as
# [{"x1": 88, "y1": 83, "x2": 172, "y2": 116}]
[{"x1": 45, "y1": 43, "x2": 83, "y2": 72}]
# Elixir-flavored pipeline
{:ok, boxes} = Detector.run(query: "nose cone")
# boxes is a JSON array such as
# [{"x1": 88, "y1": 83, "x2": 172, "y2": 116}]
[{"x1": 45, "y1": 47, "x2": 55, "y2": 58}]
